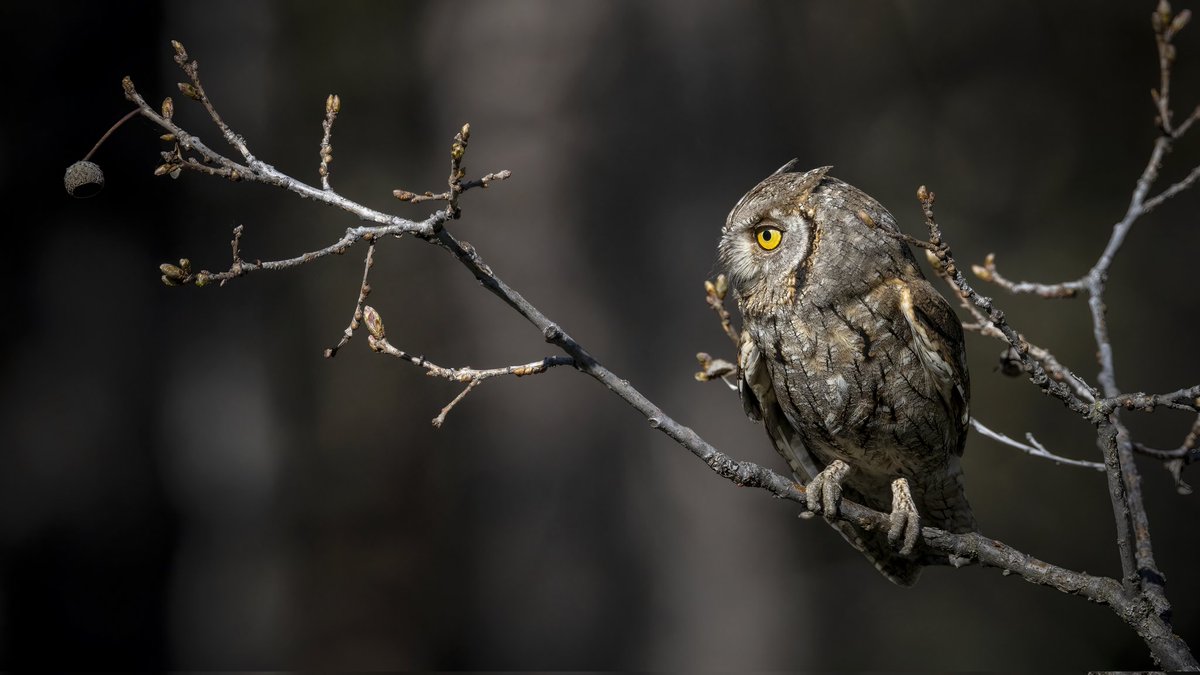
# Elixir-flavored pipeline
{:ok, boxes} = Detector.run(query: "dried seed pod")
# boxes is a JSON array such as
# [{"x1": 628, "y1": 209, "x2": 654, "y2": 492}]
[{"x1": 64, "y1": 160, "x2": 105, "y2": 198}]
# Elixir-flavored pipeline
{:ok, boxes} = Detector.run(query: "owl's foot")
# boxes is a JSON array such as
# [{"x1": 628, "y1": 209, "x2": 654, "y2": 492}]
[
  {"x1": 805, "y1": 459, "x2": 851, "y2": 518},
  {"x1": 888, "y1": 477, "x2": 921, "y2": 556}
]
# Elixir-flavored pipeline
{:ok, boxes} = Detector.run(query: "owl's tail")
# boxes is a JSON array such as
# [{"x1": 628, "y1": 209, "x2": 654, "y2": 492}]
[{"x1": 918, "y1": 454, "x2": 977, "y2": 535}]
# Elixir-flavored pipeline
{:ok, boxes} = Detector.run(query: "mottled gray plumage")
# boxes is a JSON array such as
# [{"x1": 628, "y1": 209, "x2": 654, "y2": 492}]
[{"x1": 719, "y1": 165, "x2": 975, "y2": 586}]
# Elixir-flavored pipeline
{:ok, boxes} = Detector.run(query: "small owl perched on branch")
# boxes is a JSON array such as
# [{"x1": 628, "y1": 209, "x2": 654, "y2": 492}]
[{"x1": 719, "y1": 163, "x2": 974, "y2": 586}]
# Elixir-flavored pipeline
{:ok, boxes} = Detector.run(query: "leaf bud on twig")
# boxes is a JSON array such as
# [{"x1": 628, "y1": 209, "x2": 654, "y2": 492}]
[
  {"x1": 714, "y1": 273, "x2": 728, "y2": 299},
  {"x1": 971, "y1": 264, "x2": 993, "y2": 282},
  {"x1": 178, "y1": 82, "x2": 201, "y2": 100},
  {"x1": 160, "y1": 263, "x2": 186, "y2": 281},
  {"x1": 1172, "y1": 9, "x2": 1192, "y2": 36},
  {"x1": 363, "y1": 305, "x2": 385, "y2": 340}
]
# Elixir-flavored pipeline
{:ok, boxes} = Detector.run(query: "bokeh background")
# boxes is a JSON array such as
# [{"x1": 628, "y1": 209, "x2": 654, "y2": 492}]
[{"x1": 3, "y1": 1, "x2": 1199, "y2": 669}]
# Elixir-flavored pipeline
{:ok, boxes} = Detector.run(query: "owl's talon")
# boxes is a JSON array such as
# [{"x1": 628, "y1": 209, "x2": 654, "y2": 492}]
[
  {"x1": 888, "y1": 477, "x2": 921, "y2": 556},
  {"x1": 806, "y1": 459, "x2": 851, "y2": 518}
]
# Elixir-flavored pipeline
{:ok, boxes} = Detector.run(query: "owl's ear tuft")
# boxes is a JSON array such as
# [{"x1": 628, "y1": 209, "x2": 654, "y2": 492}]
[
  {"x1": 771, "y1": 158, "x2": 800, "y2": 176},
  {"x1": 792, "y1": 165, "x2": 833, "y2": 204}
]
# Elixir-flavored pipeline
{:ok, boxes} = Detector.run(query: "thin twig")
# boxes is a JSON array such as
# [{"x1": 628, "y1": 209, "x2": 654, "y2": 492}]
[
  {"x1": 122, "y1": 75, "x2": 448, "y2": 238},
  {"x1": 361, "y1": 308, "x2": 574, "y2": 425},
  {"x1": 158, "y1": 223, "x2": 395, "y2": 287},
  {"x1": 324, "y1": 241, "x2": 375, "y2": 358},
  {"x1": 970, "y1": 418, "x2": 1105, "y2": 471},
  {"x1": 1134, "y1": 413, "x2": 1200, "y2": 493},
  {"x1": 1143, "y1": 162, "x2": 1200, "y2": 212},
  {"x1": 433, "y1": 380, "x2": 481, "y2": 428},
  {"x1": 1099, "y1": 385, "x2": 1200, "y2": 414},
  {"x1": 393, "y1": 171, "x2": 512, "y2": 204},
  {"x1": 703, "y1": 274, "x2": 739, "y2": 348},
  {"x1": 971, "y1": 253, "x2": 1082, "y2": 298},
  {"x1": 319, "y1": 94, "x2": 340, "y2": 191},
  {"x1": 170, "y1": 40, "x2": 256, "y2": 164},
  {"x1": 83, "y1": 108, "x2": 141, "y2": 163}
]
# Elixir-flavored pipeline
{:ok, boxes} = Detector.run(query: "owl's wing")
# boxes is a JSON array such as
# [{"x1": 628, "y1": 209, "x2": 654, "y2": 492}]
[
  {"x1": 890, "y1": 278, "x2": 977, "y2": 534},
  {"x1": 738, "y1": 331, "x2": 823, "y2": 480},
  {"x1": 737, "y1": 332, "x2": 923, "y2": 586},
  {"x1": 893, "y1": 278, "x2": 971, "y2": 456}
]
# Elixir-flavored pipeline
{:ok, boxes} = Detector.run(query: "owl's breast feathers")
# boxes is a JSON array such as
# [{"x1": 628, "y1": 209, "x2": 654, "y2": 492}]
[{"x1": 756, "y1": 278, "x2": 968, "y2": 474}]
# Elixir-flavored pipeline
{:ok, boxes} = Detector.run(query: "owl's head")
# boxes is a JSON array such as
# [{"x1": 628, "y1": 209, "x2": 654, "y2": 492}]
[{"x1": 718, "y1": 163, "x2": 916, "y2": 315}]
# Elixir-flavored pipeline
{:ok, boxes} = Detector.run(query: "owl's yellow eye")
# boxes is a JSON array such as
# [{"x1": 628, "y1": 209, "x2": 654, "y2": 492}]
[{"x1": 755, "y1": 226, "x2": 782, "y2": 251}]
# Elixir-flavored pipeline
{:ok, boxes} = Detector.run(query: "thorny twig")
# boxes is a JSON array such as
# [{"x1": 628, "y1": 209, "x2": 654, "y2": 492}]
[{"x1": 108, "y1": 17, "x2": 1200, "y2": 668}]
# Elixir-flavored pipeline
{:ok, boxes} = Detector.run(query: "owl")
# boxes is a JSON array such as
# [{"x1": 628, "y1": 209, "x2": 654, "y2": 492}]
[{"x1": 719, "y1": 163, "x2": 974, "y2": 586}]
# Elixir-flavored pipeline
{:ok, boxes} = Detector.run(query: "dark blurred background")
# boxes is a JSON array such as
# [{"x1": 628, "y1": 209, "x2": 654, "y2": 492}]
[{"x1": 3, "y1": 1, "x2": 1199, "y2": 669}]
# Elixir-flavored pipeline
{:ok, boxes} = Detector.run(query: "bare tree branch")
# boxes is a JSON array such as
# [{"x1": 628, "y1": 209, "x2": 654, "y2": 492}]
[
  {"x1": 969, "y1": 418, "x2": 1105, "y2": 471},
  {"x1": 88, "y1": 13, "x2": 1200, "y2": 667}
]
